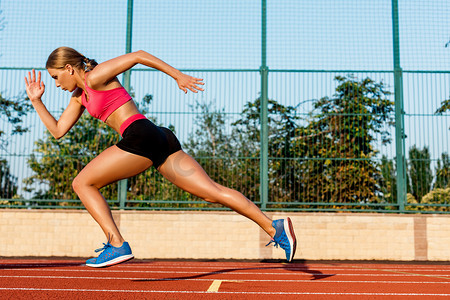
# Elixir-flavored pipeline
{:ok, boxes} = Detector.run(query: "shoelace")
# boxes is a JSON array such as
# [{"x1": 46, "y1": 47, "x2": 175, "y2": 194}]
[
  {"x1": 95, "y1": 242, "x2": 112, "y2": 253},
  {"x1": 95, "y1": 233, "x2": 114, "y2": 253},
  {"x1": 266, "y1": 239, "x2": 279, "y2": 248}
]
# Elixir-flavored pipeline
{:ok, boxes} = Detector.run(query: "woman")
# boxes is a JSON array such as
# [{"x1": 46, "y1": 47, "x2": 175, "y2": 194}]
[{"x1": 24, "y1": 47, "x2": 296, "y2": 267}]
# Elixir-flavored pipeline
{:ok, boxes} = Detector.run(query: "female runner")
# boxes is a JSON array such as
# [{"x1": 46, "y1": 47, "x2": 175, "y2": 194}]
[{"x1": 24, "y1": 47, "x2": 296, "y2": 267}]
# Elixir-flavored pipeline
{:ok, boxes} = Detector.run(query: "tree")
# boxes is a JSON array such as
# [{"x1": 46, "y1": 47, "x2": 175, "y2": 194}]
[
  {"x1": 0, "y1": 159, "x2": 18, "y2": 199},
  {"x1": 0, "y1": 94, "x2": 31, "y2": 146},
  {"x1": 184, "y1": 101, "x2": 231, "y2": 158},
  {"x1": 182, "y1": 100, "x2": 258, "y2": 206},
  {"x1": 434, "y1": 86, "x2": 450, "y2": 126},
  {"x1": 407, "y1": 188, "x2": 450, "y2": 212},
  {"x1": 435, "y1": 99, "x2": 450, "y2": 115},
  {"x1": 183, "y1": 98, "x2": 301, "y2": 206},
  {"x1": 232, "y1": 97, "x2": 300, "y2": 203},
  {"x1": 23, "y1": 76, "x2": 396, "y2": 210},
  {"x1": 0, "y1": 10, "x2": 32, "y2": 200},
  {"x1": 407, "y1": 145, "x2": 432, "y2": 202},
  {"x1": 434, "y1": 152, "x2": 450, "y2": 189},
  {"x1": 0, "y1": 91, "x2": 31, "y2": 201},
  {"x1": 379, "y1": 155, "x2": 397, "y2": 203},
  {"x1": 297, "y1": 76, "x2": 394, "y2": 205},
  {"x1": 24, "y1": 113, "x2": 120, "y2": 203}
]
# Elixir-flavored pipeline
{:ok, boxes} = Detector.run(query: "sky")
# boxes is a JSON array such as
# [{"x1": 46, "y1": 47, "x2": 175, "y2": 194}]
[
  {"x1": 0, "y1": 0, "x2": 449, "y2": 197},
  {"x1": 0, "y1": 0, "x2": 448, "y2": 70}
]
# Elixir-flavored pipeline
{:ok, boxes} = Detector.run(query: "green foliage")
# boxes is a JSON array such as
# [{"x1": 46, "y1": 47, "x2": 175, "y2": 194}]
[
  {"x1": 421, "y1": 188, "x2": 450, "y2": 212},
  {"x1": 435, "y1": 98, "x2": 450, "y2": 115},
  {"x1": 232, "y1": 98, "x2": 300, "y2": 202},
  {"x1": 24, "y1": 113, "x2": 120, "y2": 203},
  {"x1": 434, "y1": 152, "x2": 450, "y2": 189},
  {"x1": 0, "y1": 159, "x2": 18, "y2": 199},
  {"x1": 185, "y1": 75, "x2": 396, "y2": 209},
  {"x1": 20, "y1": 76, "x2": 450, "y2": 212},
  {"x1": 407, "y1": 189, "x2": 450, "y2": 212},
  {"x1": 185, "y1": 101, "x2": 232, "y2": 157},
  {"x1": 407, "y1": 145, "x2": 433, "y2": 202},
  {"x1": 379, "y1": 155, "x2": 397, "y2": 203},
  {"x1": 0, "y1": 92, "x2": 31, "y2": 200},
  {"x1": 297, "y1": 76, "x2": 394, "y2": 205},
  {"x1": 183, "y1": 101, "x2": 257, "y2": 206},
  {"x1": 0, "y1": 93, "x2": 32, "y2": 148},
  {"x1": 0, "y1": 18, "x2": 30, "y2": 200}
]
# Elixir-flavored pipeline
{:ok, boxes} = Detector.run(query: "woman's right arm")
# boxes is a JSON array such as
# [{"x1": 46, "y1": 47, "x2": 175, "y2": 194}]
[
  {"x1": 88, "y1": 50, "x2": 204, "y2": 94},
  {"x1": 25, "y1": 69, "x2": 85, "y2": 139}
]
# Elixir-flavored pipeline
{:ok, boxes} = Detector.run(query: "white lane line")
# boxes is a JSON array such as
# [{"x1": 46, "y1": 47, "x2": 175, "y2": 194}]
[
  {"x1": 344, "y1": 265, "x2": 450, "y2": 281},
  {"x1": 6, "y1": 262, "x2": 449, "y2": 272},
  {"x1": 3, "y1": 263, "x2": 450, "y2": 273},
  {"x1": 0, "y1": 287, "x2": 449, "y2": 296},
  {"x1": 0, "y1": 274, "x2": 449, "y2": 284},
  {"x1": 117, "y1": 264, "x2": 450, "y2": 270},
  {"x1": 120, "y1": 263, "x2": 450, "y2": 269},
  {"x1": 1, "y1": 268, "x2": 449, "y2": 277},
  {"x1": 112, "y1": 265, "x2": 450, "y2": 273}
]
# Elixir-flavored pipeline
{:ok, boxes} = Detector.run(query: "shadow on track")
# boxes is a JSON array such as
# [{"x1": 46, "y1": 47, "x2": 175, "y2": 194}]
[
  {"x1": 0, "y1": 261, "x2": 83, "y2": 269},
  {"x1": 131, "y1": 259, "x2": 335, "y2": 282},
  {"x1": 261, "y1": 259, "x2": 335, "y2": 280}
]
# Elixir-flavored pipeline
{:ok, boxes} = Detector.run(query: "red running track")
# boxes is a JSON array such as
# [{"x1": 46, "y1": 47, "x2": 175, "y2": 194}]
[{"x1": 0, "y1": 259, "x2": 449, "y2": 299}]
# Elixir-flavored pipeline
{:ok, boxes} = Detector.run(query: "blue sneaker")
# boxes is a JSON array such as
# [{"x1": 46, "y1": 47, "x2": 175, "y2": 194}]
[
  {"x1": 86, "y1": 241, "x2": 134, "y2": 268},
  {"x1": 266, "y1": 218, "x2": 297, "y2": 262}
]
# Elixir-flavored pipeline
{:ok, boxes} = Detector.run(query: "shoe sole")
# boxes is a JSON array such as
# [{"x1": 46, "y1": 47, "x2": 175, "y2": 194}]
[
  {"x1": 284, "y1": 217, "x2": 297, "y2": 262},
  {"x1": 86, "y1": 254, "x2": 134, "y2": 268}
]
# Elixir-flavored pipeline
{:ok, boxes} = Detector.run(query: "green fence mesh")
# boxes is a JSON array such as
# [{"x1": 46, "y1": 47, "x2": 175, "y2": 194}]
[{"x1": 0, "y1": 0, "x2": 449, "y2": 213}]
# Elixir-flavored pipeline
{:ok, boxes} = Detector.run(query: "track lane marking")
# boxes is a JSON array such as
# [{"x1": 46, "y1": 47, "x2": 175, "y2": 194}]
[
  {"x1": 339, "y1": 264, "x2": 450, "y2": 281},
  {"x1": 5, "y1": 262, "x2": 450, "y2": 271},
  {"x1": 3, "y1": 264, "x2": 450, "y2": 273},
  {"x1": 1, "y1": 268, "x2": 449, "y2": 278},
  {"x1": 206, "y1": 280, "x2": 243, "y2": 292},
  {"x1": 0, "y1": 287, "x2": 449, "y2": 296},
  {"x1": 207, "y1": 280, "x2": 222, "y2": 292},
  {"x1": 0, "y1": 274, "x2": 449, "y2": 284},
  {"x1": 0, "y1": 268, "x2": 338, "y2": 276}
]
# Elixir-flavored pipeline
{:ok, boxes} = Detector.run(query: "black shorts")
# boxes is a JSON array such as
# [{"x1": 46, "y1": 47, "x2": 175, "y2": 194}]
[{"x1": 116, "y1": 119, "x2": 182, "y2": 168}]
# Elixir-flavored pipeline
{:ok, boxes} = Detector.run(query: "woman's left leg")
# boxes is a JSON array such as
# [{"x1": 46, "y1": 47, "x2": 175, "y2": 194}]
[{"x1": 157, "y1": 150, "x2": 276, "y2": 237}]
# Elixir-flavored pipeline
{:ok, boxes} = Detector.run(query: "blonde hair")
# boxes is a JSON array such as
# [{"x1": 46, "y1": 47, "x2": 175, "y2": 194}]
[{"x1": 46, "y1": 47, "x2": 98, "y2": 71}]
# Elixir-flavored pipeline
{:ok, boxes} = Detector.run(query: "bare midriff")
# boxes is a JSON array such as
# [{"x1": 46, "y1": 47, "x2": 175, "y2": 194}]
[{"x1": 104, "y1": 100, "x2": 142, "y2": 134}]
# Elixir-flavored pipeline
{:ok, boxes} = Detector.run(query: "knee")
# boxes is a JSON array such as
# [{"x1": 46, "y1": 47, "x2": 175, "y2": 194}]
[
  {"x1": 71, "y1": 176, "x2": 82, "y2": 194},
  {"x1": 72, "y1": 174, "x2": 91, "y2": 194}
]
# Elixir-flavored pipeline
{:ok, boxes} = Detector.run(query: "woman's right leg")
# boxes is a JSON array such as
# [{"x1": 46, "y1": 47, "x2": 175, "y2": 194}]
[{"x1": 72, "y1": 145, "x2": 152, "y2": 247}]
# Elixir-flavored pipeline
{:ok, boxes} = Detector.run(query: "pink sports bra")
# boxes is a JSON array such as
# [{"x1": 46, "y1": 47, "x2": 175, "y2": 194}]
[{"x1": 81, "y1": 79, "x2": 132, "y2": 122}]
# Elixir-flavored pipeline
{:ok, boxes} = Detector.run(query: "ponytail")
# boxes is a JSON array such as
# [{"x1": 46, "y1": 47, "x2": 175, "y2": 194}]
[
  {"x1": 83, "y1": 56, "x2": 98, "y2": 71},
  {"x1": 46, "y1": 47, "x2": 98, "y2": 71}
]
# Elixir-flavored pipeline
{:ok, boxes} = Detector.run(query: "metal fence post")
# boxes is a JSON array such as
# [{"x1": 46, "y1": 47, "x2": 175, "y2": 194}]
[
  {"x1": 259, "y1": 0, "x2": 269, "y2": 210},
  {"x1": 392, "y1": 0, "x2": 407, "y2": 212},
  {"x1": 260, "y1": 67, "x2": 269, "y2": 210},
  {"x1": 118, "y1": 0, "x2": 134, "y2": 210}
]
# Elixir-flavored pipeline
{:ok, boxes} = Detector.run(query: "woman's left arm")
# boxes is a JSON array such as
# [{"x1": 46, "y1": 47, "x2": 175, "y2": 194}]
[{"x1": 88, "y1": 50, "x2": 204, "y2": 93}]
